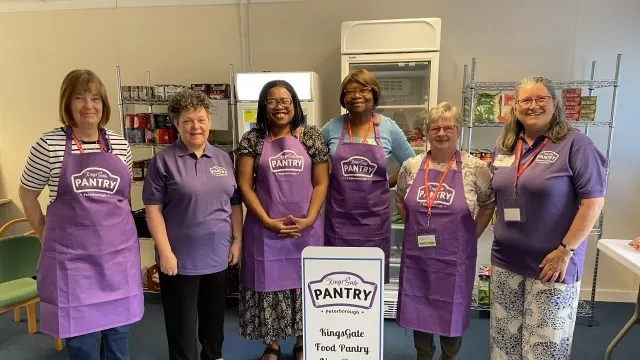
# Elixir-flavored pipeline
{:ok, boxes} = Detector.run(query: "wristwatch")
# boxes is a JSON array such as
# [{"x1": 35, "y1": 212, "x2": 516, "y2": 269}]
[{"x1": 560, "y1": 243, "x2": 575, "y2": 253}]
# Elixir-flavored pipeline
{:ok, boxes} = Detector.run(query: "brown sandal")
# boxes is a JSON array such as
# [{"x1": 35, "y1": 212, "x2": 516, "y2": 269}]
[
  {"x1": 262, "y1": 346, "x2": 280, "y2": 360},
  {"x1": 293, "y1": 344, "x2": 303, "y2": 358}
]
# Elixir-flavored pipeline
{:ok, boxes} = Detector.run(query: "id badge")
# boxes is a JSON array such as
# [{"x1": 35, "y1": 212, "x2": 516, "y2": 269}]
[
  {"x1": 417, "y1": 227, "x2": 438, "y2": 247},
  {"x1": 502, "y1": 196, "x2": 526, "y2": 222}
]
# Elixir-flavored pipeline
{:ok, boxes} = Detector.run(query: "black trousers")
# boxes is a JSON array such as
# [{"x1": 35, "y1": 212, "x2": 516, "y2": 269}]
[
  {"x1": 159, "y1": 270, "x2": 227, "y2": 360},
  {"x1": 414, "y1": 330, "x2": 463, "y2": 360}
]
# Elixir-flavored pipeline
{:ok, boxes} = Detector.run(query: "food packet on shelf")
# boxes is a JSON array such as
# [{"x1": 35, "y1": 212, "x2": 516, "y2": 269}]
[
  {"x1": 498, "y1": 92, "x2": 515, "y2": 122},
  {"x1": 474, "y1": 92, "x2": 500, "y2": 124}
]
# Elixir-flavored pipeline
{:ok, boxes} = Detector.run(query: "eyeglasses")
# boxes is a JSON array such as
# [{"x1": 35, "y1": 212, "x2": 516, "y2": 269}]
[
  {"x1": 265, "y1": 98, "x2": 293, "y2": 108},
  {"x1": 428, "y1": 125, "x2": 458, "y2": 135},
  {"x1": 343, "y1": 87, "x2": 372, "y2": 97},
  {"x1": 516, "y1": 96, "x2": 552, "y2": 107}
]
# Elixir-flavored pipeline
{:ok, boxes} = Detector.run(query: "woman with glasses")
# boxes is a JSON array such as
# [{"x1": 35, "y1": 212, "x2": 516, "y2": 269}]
[
  {"x1": 395, "y1": 102, "x2": 495, "y2": 360},
  {"x1": 320, "y1": 69, "x2": 415, "y2": 282},
  {"x1": 490, "y1": 77, "x2": 606, "y2": 359},
  {"x1": 236, "y1": 80, "x2": 329, "y2": 360}
]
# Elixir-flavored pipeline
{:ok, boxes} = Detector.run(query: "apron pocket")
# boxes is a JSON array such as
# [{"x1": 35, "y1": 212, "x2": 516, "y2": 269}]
[{"x1": 67, "y1": 260, "x2": 131, "y2": 307}]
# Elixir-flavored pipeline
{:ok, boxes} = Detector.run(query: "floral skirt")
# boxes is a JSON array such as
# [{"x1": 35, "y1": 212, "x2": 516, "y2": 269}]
[{"x1": 238, "y1": 285, "x2": 303, "y2": 343}]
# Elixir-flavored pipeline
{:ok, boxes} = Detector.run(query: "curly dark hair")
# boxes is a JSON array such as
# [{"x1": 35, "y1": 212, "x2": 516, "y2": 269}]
[
  {"x1": 255, "y1": 80, "x2": 306, "y2": 136},
  {"x1": 168, "y1": 88, "x2": 211, "y2": 123}
]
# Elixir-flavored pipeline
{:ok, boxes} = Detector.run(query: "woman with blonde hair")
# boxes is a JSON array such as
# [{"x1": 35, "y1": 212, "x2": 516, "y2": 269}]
[
  {"x1": 490, "y1": 77, "x2": 606, "y2": 359},
  {"x1": 19, "y1": 69, "x2": 142, "y2": 360},
  {"x1": 395, "y1": 102, "x2": 495, "y2": 359}
]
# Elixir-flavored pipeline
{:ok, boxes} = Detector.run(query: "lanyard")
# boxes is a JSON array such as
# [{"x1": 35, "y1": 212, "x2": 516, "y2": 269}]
[
  {"x1": 72, "y1": 132, "x2": 104, "y2": 153},
  {"x1": 513, "y1": 137, "x2": 549, "y2": 192},
  {"x1": 423, "y1": 153, "x2": 456, "y2": 226},
  {"x1": 346, "y1": 114, "x2": 374, "y2": 144}
]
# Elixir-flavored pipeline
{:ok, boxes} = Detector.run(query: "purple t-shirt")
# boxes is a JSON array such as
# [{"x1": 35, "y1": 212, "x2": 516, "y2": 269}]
[
  {"x1": 143, "y1": 140, "x2": 241, "y2": 275},
  {"x1": 491, "y1": 130, "x2": 606, "y2": 283}
]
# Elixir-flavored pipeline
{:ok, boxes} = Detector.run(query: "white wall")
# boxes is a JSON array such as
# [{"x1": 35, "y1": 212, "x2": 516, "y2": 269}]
[{"x1": 0, "y1": 0, "x2": 638, "y2": 301}]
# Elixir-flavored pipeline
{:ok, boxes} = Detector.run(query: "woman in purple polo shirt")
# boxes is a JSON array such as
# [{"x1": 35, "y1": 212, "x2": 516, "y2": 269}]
[
  {"x1": 143, "y1": 89, "x2": 243, "y2": 360},
  {"x1": 236, "y1": 80, "x2": 329, "y2": 360},
  {"x1": 490, "y1": 77, "x2": 606, "y2": 359},
  {"x1": 395, "y1": 102, "x2": 495, "y2": 360}
]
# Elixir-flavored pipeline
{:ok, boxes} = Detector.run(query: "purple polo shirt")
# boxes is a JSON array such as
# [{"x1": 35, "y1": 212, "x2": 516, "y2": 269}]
[
  {"x1": 491, "y1": 130, "x2": 606, "y2": 283},
  {"x1": 143, "y1": 139, "x2": 241, "y2": 275}
]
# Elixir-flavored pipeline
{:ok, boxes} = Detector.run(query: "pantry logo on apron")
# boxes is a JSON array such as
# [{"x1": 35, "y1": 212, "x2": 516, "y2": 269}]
[
  {"x1": 268, "y1": 150, "x2": 304, "y2": 174},
  {"x1": 308, "y1": 271, "x2": 377, "y2": 309},
  {"x1": 340, "y1": 156, "x2": 377, "y2": 179},
  {"x1": 416, "y1": 183, "x2": 455, "y2": 207},
  {"x1": 71, "y1": 167, "x2": 121, "y2": 195}
]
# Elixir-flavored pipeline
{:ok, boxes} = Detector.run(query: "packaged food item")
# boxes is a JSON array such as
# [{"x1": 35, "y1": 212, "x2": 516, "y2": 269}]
[
  {"x1": 580, "y1": 110, "x2": 596, "y2": 121},
  {"x1": 129, "y1": 113, "x2": 150, "y2": 129},
  {"x1": 126, "y1": 129, "x2": 145, "y2": 144},
  {"x1": 155, "y1": 128, "x2": 177, "y2": 144},
  {"x1": 581, "y1": 96, "x2": 597, "y2": 105},
  {"x1": 481, "y1": 149, "x2": 493, "y2": 165},
  {"x1": 564, "y1": 106, "x2": 580, "y2": 115},
  {"x1": 124, "y1": 114, "x2": 135, "y2": 128},
  {"x1": 132, "y1": 161, "x2": 145, "y2": 181},
  {"x1": 164, "y1": 85, "x2": 182, "y2": 99},
  {"x1": 130, "y1": 86, "x2": 139, "y2": 101},
  {"x1": 565, "y1": 113, "x2": 580, "y2": 121},
  {"x1": 191, "y1": 84, "x2": 209, "y2": 95},
  {"x1": 152, "y1": 85, "x2": 165, "y2": 100},
  {"x1": 121, "y1": 86, "x2": 131, "y2": 101},
  {"x1": 145, "y1": 129, "x2": 155, "y2": 144},
  {"x1": 209, "y1": 84, "x2": 231, "y2": 99},
  {"x1": 562, "y1": 88, "x2": 582, "y2": 98},
  {"x1": 474, "y1": 92, "x2": 500, "y2": 123},
  {"x1": 498, "y1": 92, "x2": 515, "y2": 122},
  {"x1": 580, "y1": 104, "x2": 597, "y2": 112},
  {"x1": 138, "y1": 86, "x2": 150, "y2": 101},
  {"x1": 563, "y1": 98, "x2": 581, "y2": 107},
  {"x1": 477, "y1": 264, "x2": 491, "y2": 306}
]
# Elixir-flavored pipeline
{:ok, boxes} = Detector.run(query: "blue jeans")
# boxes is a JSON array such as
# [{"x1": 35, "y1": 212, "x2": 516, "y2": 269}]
[{"x1": 66, "y1": 326, "x2": 130, "y2": 360}]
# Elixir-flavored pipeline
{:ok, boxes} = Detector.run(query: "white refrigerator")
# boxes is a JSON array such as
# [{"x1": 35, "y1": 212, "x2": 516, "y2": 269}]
[
  {"x1": 235, "y1": 71, "x2": 322, "y2": 140},
  {"x1": 341, "y1": 18, "x2": 442, "y2": 319}
]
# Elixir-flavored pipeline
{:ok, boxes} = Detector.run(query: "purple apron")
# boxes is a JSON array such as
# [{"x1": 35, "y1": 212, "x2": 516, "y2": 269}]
[
  {"x1": 325, "y1": 115, "x2": 391, "y2": 282},
  {"x1": 241, "y1": 130, "x2": 324, "y2": 292},
  {"x1": 38, "y1": 127, "x2": 143, "y2": 338},
  {"x1": 396, "y1": 151, "x2": 476, "y2": 337}
]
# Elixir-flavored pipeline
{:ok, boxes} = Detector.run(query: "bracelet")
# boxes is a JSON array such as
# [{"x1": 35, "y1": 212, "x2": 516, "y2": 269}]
[{"x1": 560, "y1": 243, "x2": 575, "y2": 252}]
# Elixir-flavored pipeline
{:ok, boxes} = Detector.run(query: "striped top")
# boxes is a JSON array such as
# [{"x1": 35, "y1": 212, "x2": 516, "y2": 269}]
[{"x1": 20, "y1": 127, "x2": 132, "y2": 203}]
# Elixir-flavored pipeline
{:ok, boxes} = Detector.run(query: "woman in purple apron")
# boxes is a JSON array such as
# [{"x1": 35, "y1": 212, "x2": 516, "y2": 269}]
[
  {"x1": 321, "y1": 69, "x2": 415, "y2": 282},
  {"x1": 19, "y1": 69, "x2": 143, "y2": 360},
  {"x1": 395, "y1": 102, "x2": 495, "y2": 360},
  {"x1": 236, "y1": 80, "x2": 329, "y2": 360},
  {"x1": 143, "y1": 89, "x2": 243, "y2": 360}
]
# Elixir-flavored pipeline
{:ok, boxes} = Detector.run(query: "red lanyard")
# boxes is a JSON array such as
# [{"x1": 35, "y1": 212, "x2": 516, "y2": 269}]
[
  {"x1": 346, "y1": 114, "x2": 374, "y2": 144},
  {"x1": 513, "y1": 137, "x2": 549, "y2": 191},
  {"x1": 423, "y1": 153, "x2": 456, "y2": 223},
  {"x1": 72, "y1": 132, "x2": 104, "y2": 153}
]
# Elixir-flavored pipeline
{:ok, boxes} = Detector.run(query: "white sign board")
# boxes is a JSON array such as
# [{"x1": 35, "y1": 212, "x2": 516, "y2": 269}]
[{"x1": 302, "y1": 246, "x2": 384, "y2": 360}]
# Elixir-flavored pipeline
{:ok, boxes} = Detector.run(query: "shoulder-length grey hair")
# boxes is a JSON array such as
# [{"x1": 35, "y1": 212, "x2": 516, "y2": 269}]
[{"x1": 497, "y1": 76, "x2": 574, "y2": 154}]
